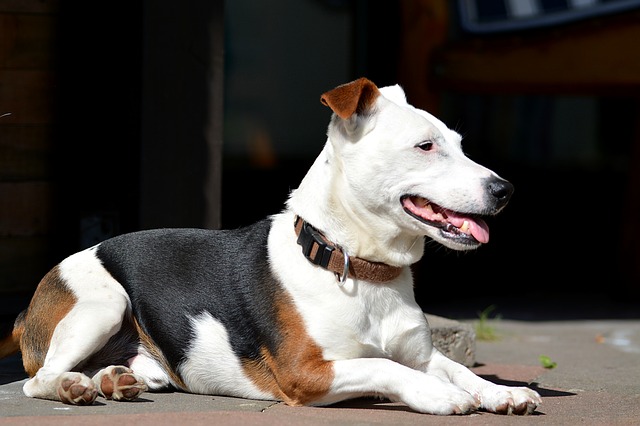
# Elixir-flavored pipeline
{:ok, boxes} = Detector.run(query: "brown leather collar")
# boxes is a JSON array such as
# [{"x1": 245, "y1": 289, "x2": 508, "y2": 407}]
[{"x1": 294, "y1": 216, "x2": 403, "y2": 283}]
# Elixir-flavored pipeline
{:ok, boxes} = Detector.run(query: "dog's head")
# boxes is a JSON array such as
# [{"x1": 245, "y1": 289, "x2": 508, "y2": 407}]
[{"x1": 319, "y1": 77, "x2": 514, "y2": 253}]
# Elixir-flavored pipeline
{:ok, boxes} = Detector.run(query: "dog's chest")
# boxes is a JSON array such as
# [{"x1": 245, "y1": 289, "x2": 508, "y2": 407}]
[
  {"x1": 290, "y1": 279, "x2": 429, "y2": 361},
  {"x1": 267, "y1": 212, "x2": 430, "y2": 362}
]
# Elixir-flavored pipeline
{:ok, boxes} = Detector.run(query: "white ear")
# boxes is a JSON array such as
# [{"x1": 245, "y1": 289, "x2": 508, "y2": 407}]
[{"x1": 379, "y1": 84, "x2": 408, "y2": 105}]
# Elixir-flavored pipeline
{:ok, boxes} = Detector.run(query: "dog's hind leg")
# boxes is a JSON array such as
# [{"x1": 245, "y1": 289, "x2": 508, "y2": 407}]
[
  {"x1": 91, "y1": 365, "x2": 148, "y2": 401},
  {"x1": 21, "y1": 248, "x2": 133, "y2": 404}
]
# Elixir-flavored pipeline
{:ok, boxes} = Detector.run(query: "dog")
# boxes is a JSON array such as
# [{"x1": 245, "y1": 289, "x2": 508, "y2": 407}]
[{"x1": 0, "y1": 77, "x2": 541, "y2": 415}]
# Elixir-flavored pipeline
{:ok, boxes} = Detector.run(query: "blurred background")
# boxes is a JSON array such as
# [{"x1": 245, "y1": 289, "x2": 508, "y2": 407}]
[{"x1": 1, "y1": 0, "x2": 639, "y2": 322}]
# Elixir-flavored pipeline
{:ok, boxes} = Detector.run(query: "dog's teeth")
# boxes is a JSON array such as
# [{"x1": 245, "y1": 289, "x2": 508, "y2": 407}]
[
  {"x1": 460, "y1": 220, "x2": 470, "y2": 233},
  {"x1": 424, "y1": 204, "x2": 444, "y2": 221},
  {"x1": 425, "y1": 204, "x2": 447, "y2": 222}
]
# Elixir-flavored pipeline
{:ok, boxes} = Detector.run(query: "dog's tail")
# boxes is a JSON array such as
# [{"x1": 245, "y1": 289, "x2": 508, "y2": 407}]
[{"x1": 0, "y1": 310, "x2": 25, "y2": 359}]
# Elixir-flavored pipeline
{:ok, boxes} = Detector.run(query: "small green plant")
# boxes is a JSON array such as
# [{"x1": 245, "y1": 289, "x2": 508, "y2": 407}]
[
  {"x1": 474, "y1": 304, "x2": 502, "y2": 341},
  {"x1": 539, "y1": 354, "x2": 557, "y2": 369}
]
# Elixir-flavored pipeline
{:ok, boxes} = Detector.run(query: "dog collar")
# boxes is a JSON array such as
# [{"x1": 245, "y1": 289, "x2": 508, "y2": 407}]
[{"x1": 294, "y1": 216, "x2": 403, "y2": 284}]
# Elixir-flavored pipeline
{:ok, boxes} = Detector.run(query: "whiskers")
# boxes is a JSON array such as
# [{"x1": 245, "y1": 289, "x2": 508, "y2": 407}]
[{"x1": 406, "y1": 236, "x2": 421, "y2": 252}]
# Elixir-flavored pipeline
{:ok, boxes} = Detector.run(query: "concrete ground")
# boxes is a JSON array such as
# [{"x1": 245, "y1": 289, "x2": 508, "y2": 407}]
[{"x1": 2, "y1": 314, "x2": 639, "y2": 425}]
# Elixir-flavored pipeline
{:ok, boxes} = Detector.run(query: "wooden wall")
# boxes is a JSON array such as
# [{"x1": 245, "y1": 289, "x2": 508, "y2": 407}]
[{"x1": 0, "y1": 0, "x2": 58, "y2": 294}]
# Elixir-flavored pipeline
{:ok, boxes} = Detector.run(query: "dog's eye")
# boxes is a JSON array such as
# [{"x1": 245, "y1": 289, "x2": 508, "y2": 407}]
[{"x1": 416, "y1": 141, "x2": 434, "y2": 151}]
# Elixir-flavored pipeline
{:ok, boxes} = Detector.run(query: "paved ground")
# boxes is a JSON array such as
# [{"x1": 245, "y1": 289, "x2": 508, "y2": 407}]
[{"x1": 2, "y1": 316, "x2": 639, "y2": 425}]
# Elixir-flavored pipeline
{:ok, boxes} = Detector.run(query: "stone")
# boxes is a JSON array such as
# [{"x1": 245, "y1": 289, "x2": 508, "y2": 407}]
[{"x1": 426, "y1": 313, "x2": 476, "y2": 367}]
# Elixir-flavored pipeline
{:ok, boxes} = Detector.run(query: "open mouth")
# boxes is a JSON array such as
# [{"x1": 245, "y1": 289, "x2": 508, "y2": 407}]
[{"x1": 401, "y1": 195, "x2": 490, "y2": 245}]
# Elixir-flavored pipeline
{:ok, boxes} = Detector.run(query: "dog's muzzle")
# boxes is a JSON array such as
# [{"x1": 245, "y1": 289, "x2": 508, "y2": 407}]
[{"x1": 401, "y1": 176, "x2": 514, "y2": 248}]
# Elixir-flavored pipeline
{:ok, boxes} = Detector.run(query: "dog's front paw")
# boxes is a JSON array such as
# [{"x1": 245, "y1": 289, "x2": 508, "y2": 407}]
[
  {"x1": 95, "y1": 365, "x2": 148, "y2": 401},
  {"x1": 57, "y1": 372, "x2": 98, "y2": 405},
  {"x1": 479, "y1": 385, "x2": 541, "y2": 415},
  {"x1": 401, "y1": 377, "x2": 480, "y2": 415},
  {"x1": 427, "y1": 389, "x2": 480, "y2": 416}
]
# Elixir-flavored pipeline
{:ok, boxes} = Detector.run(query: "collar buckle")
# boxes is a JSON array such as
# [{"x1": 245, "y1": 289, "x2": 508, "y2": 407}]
[{"x1": 296, "y1": 217, "x2": 334, "y2": 268}]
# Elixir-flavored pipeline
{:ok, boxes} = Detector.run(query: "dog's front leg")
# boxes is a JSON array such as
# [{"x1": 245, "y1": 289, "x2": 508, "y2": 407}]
[
  {"x1": 316, "y1": 358, "x2": 480, "y2": 415},
  {"x1": 425, "y1": 349, "x2": 541, "y2": 415}
]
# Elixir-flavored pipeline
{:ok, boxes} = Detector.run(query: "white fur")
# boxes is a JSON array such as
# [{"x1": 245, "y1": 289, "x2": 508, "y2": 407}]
[
  {"x1": 179, "y1": 312, "x2": 272, "y2": 399},
  {"x1": 127, "y1": 348, "x2": 172, "y2": 390}
]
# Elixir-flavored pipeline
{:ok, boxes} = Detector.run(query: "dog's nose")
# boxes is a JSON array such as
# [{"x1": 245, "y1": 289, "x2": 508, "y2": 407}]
[{"x1": 487, "y1": 178, "x2": 514, "y2": 209}]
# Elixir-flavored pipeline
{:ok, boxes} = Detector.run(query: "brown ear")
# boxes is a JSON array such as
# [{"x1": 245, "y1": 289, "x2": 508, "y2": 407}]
[{"x1": 320, "y1": 77, "x2": 380, "y2": 120}]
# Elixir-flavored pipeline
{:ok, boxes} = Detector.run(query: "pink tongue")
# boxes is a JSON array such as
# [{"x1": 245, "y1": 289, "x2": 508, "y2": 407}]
[
  {"x1": 403, "y1": 197, "x2": 491, "y2": 243},
  {"x1": 445, "y1": 211, "x2": 490, "y2": 243}
]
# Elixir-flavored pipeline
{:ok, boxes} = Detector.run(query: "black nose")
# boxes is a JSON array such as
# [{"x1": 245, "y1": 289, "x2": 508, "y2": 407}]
[{"x1": 487, "y1": 177, "x2": 514, "y2": 210}]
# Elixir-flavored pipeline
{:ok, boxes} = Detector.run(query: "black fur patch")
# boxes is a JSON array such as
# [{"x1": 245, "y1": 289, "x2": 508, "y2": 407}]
[{"x1": 96, "y1": 218, "x2": 284, "y2": 371}]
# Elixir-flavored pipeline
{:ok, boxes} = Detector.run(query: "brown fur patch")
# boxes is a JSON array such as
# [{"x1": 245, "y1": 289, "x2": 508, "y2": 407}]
[
  {"x1": 320, "y1": 77, "x2": 380, "y2": 120},
  {"x1": 241, "y1": 293, "x2": 334, "y2": 406},
  {"x1": 0, "y1": 311, "x2": 24, "y2": 359},
  {"x1": 19, "y1": 266, "x2": 77, "y2": 376}
]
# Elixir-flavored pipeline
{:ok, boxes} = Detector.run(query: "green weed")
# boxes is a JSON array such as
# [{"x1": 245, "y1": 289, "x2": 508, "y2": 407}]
[
  {"x1": 475, "y1": 304, "x2": 502, "y2": 341},
  {"x1": 539, "y1": 354, "x2": 557, "y2": 369}
]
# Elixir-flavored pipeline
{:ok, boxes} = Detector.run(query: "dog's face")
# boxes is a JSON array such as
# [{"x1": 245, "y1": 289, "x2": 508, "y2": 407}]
[{"x1": 323, "y1": 80, "x2": 513, "y2": 252}]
